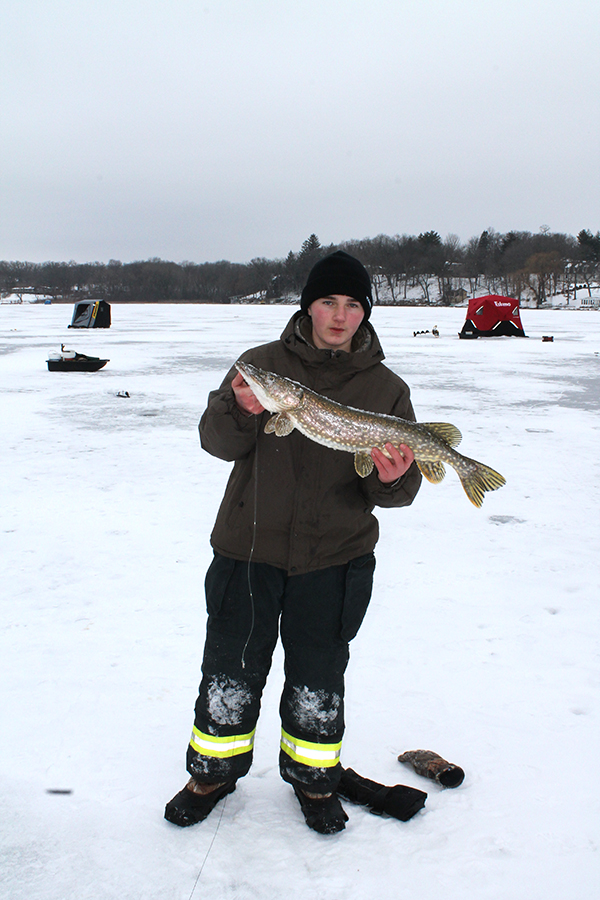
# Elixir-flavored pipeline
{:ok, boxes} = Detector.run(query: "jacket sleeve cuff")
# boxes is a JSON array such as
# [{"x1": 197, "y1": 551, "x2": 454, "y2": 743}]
[
  {"x1": 364, "y1": 463, "x2": 422, "y2": 508},
  {"x1": 213, "y1": 388, "x2": 257, "y2": 430}
]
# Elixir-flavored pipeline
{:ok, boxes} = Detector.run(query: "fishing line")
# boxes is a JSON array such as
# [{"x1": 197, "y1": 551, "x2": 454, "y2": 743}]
[
  {"x1": 187, "y1": 794, "x2": 229, "y2": 900},
  {"x1": 241, "y1": 415, "x2": 259, "y2": 669},
  {"x1": 188, "y1": 412, "x2": 259, "y2": 894}
]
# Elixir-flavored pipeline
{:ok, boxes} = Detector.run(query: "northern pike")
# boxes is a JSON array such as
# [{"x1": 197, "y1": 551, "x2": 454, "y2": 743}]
[{"x1": 235, "y1": 361, "x2": 506, "y2": 508}]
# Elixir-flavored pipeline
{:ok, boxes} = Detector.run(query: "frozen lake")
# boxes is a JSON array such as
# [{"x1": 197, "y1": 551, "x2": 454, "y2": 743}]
[{"x1": 1, "y1": 302, "x2": 599, "y2": 899}]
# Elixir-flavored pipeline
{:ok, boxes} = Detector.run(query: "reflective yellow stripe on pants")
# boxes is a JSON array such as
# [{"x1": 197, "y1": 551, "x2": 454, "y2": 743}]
[
  {"x1": 189, "y1": 725, "x2": 255, "y2": 758},
  {"x1": 280, "y1": 728, "x2": 342, "y2": 768}
]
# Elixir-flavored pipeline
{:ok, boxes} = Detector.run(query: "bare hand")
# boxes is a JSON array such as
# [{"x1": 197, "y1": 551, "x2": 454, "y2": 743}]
[
  {"x1": 371, "y1": 443, "x2": 415, "y2": 483},
  {"x1": 232, "y1": 372, "x2": 265, "y2": 415}
]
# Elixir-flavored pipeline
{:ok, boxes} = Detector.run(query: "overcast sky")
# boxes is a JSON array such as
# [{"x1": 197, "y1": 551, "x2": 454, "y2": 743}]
[{"x1": 1, "y1": 0, "x2": 599, "y2": 264}]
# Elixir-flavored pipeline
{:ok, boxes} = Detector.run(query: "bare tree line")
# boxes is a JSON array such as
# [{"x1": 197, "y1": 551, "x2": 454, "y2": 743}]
[{"x1": 1, "y1": 228, "x2": 599, "y2": 307}]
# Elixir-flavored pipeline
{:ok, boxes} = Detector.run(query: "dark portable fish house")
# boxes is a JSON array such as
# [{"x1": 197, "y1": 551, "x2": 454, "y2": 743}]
[
  {"x1": 459, "y1": 295, "x2": 525, "y2": 339},
  {"x1": 69, "y1": 299, "x2": 111, "y2": 329}
]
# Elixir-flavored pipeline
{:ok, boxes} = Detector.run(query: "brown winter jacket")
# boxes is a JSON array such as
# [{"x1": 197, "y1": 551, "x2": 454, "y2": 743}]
[{"x1": 199, "y1": 311, "x2": 422, "y2": 575}]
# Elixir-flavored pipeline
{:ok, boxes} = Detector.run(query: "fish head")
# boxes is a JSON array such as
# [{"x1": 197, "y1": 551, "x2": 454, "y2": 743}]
[{"x1": 235, "y1": 361, "x2": 304, "y2": 412}]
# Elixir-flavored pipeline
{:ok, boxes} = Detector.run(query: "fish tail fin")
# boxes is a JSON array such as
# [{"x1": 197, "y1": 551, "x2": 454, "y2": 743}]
[{"x1": 460, "y1": 462, "x2": 506, "y2": 508}]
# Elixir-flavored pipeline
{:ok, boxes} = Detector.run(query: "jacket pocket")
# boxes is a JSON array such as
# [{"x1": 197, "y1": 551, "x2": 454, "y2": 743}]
[
  {"x1": 341, "y1": 552, "x2": 376, "y2": 642},
  {"x1": 204, "y1": 553, "x2": 237, "y2": 617}
]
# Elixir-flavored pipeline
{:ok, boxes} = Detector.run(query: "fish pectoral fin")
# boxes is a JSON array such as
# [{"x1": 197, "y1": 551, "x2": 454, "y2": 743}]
[
  {"x1": 264, "y1": 413, "x2": 295, "y2": 437},
  {"x1": 420, "y1": 423, "x2": 462, "y2": 448},
  {"x1": 417, "y1": 460, "x2": 446, "y2": 484},
  {"x1": 354, "y1": 451, "x2": 375, "y2": 478}
]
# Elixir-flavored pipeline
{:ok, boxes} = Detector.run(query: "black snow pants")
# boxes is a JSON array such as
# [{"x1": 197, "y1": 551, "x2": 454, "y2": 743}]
[{"x1": 186, "y1": 551, "x2": 375, "y2": 794}]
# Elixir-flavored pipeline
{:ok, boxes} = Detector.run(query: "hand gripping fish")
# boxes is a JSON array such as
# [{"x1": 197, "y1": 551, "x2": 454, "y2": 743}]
[{"x1": 235, "y1": 361, "x2": 506, "y2": 508}]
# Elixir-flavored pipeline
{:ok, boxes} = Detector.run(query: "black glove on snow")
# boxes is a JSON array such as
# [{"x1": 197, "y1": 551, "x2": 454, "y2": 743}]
[{"x1": 337, "y1": 767, "x2": 427, "y2": 822}]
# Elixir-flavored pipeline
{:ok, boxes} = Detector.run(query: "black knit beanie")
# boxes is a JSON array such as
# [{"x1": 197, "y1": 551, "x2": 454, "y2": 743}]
[{"x1": 300, "y1": 250, "x2": 373, "y2": 319}]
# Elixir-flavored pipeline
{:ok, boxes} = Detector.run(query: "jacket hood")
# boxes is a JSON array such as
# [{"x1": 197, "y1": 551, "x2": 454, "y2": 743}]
[{"x1": 280, "y1": 310, "x2": 385, "y2": 374}]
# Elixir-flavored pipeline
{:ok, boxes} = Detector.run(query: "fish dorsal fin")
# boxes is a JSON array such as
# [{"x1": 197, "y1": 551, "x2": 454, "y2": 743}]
[
  {"x1": 417, "y1": 460, "x2": 447, "y2": 484},
  {"x1": 419, "y1": 422, "x2": 462, "y2": 448},
  {"x1": 264, "y1": 413, "x2": 295, "y2": 437},
  {"x1": 354, "y1": 451, "x2": 375, "y2": 478}
]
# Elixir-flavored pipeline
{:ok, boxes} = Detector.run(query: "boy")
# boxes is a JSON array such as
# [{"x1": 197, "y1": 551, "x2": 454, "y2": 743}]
[{"x1": 165, "y1": 251, "x2": 421, "y2": 833}]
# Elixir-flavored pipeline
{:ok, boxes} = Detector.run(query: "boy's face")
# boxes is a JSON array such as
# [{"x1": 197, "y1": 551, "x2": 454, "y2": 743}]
[{"x1": 308, "y1": 295, "x2": 365, "y2": 353}]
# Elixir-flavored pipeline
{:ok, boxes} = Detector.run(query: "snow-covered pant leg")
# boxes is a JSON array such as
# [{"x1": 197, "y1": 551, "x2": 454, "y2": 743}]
[
  {"x1": 278, "y1": 553, "x2": 376, "y2": 795},
  {"x1": 187, "y1": 553, "x2": 284, "y2": 783}
]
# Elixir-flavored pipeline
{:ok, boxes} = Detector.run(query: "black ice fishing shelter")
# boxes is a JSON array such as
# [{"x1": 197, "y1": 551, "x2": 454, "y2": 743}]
[{"x1": 69, "y1": 300, "x2": 111, "y2": 328}]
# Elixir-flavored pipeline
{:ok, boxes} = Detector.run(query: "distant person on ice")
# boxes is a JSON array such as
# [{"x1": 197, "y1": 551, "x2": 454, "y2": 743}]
[{"x1": 165, "y1": 251, "x2": 422, "y2": 834}]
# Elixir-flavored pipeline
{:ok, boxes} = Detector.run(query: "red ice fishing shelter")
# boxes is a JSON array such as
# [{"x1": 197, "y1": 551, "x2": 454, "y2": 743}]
[{"x1": 459, "y1": 295, "x2": 526, "y2": 339}]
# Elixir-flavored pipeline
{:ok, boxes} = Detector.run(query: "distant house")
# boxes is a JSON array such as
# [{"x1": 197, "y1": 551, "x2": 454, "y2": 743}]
[
  {"x1": 579, "y1": 295, "x2": 600, "y2": 309},
  {"x1": 443, "y1": 287, "x2": 468, "y2": 304}
]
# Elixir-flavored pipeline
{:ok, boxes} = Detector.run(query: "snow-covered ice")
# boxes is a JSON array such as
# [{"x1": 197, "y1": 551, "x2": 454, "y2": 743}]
[{"x1": 1, "y1": 302, "x2": 598, "y2": 899}]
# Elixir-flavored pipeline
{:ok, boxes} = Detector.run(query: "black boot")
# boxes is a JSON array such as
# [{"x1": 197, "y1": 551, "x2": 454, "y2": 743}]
[
  {"x1": 164, "y1": 779, "x2": 237, "y2": 827},
  {"x1": 337, "y1": 767, "x2": 427, "y2": 821},
  {"x1": 293, "y1": 786, "x2": 348, "y2": 835}
]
